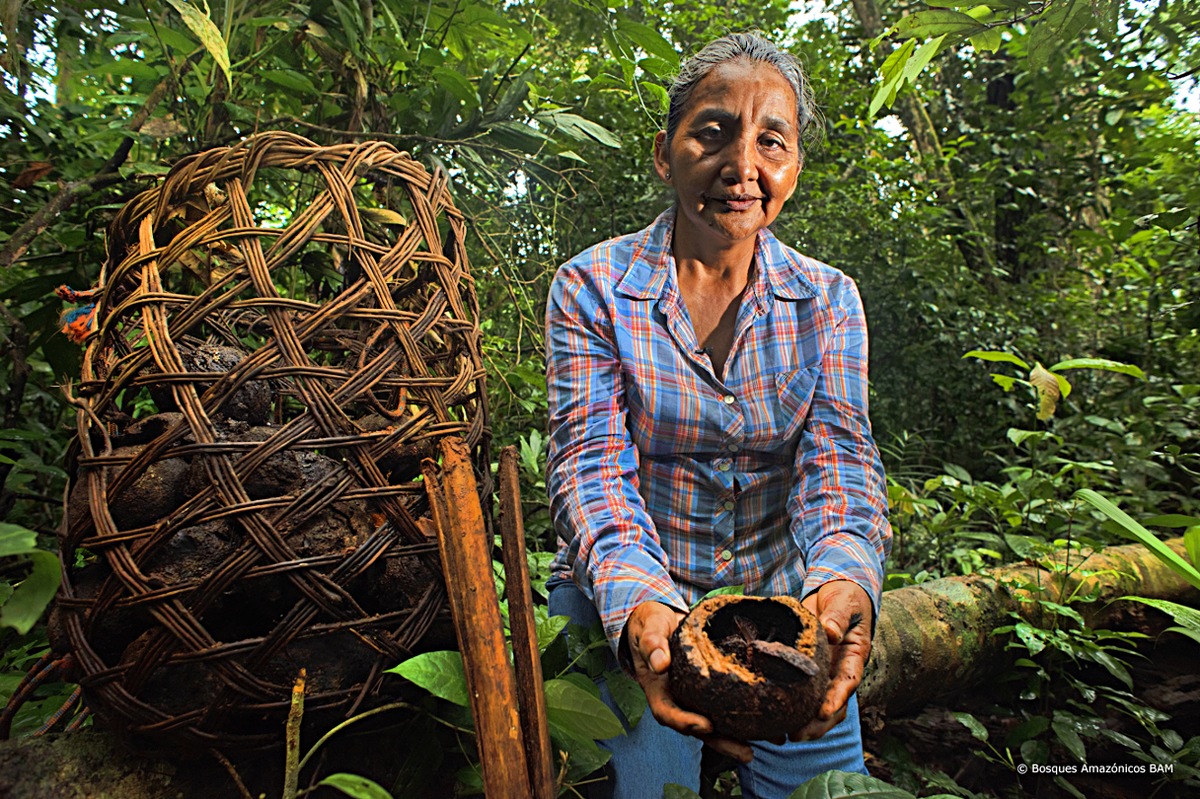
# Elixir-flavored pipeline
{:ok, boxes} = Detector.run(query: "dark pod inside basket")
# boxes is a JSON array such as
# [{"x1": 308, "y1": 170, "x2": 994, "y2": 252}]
[{"x1": 668, "y1": 594, "x2": 830, "y2": 741}]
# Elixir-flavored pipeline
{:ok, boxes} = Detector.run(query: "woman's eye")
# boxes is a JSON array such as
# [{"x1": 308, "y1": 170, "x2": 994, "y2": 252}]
[{"x1": 761, "y1": 137, "x2": 783, "y2": 149}]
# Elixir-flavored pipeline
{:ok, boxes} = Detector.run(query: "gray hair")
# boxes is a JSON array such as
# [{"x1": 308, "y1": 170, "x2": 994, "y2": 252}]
[{"x1": 666, "y1": 31, "x2": 820, "y2": 154}]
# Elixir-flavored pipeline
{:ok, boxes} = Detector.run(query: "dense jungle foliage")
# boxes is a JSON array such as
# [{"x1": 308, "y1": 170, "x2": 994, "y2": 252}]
[{"x1": 1, "y1": 1, "x2": 1198, "y2": 797}]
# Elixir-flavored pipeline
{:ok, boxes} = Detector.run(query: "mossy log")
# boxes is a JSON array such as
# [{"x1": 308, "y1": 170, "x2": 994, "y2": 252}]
[
  {"x1": 1, "y1": 538, "x2": 1195, "y2": 796},
  {"x1": 860, "y1": 536, "x2": 1198, "y2": 714}
]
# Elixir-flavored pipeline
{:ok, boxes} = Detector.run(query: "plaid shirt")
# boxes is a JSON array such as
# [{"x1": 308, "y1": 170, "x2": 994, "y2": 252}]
[{"x1": 546, "y1": 209, "x2": 892, "y2": 650}]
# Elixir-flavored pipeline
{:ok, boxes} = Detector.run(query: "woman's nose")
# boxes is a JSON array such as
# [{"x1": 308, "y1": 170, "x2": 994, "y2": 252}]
[{"x1": 720, "y1": 135, "x2": 759, "y2": 183}]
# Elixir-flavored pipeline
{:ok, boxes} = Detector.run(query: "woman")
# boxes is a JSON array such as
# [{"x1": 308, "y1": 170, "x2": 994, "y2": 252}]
[{"x1": 544, "y1": 32, "x2": 892, "y2": 799}]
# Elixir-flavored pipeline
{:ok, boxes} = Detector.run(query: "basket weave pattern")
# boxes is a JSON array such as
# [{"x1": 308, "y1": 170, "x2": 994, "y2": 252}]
[{"x1": 55, "y1": 132, "x2": 489, "y2": 751}]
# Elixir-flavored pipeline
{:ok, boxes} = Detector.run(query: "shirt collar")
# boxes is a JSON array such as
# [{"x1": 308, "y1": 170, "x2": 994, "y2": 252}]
[{"x1": 614, "y1": 207, "x2": 820, "y2": 302}]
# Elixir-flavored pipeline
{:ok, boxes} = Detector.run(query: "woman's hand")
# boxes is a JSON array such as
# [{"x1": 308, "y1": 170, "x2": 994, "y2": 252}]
[
  {"x1": 790, "y1": 580, "x2": 873, "y2": 741},
  {"x1": 625, "y1": 600, "x2": 754, "y2": 763}
]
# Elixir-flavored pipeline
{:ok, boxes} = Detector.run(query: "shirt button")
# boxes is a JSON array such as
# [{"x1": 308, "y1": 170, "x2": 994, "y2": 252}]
[
  {"x1": 720, "y1": 549, "x2": 733, "y2": 562},
  {"x1": 721, "y1": 394, "x2": 736, "y2": 405},
  {"x1": 723, "y1": 500, "x2": 735, "y2": 511},
  {"x1": 726, "y1": 443, "x2": 740, "y2": 453},
  {"x1": 717, "y1": 461, "x2": 731, "y2": 472}
]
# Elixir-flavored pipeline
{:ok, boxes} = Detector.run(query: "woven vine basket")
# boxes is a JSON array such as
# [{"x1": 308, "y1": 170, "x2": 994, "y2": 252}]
[{"x1": 51, "y1": 132, "x2": 490, "y2": 752}]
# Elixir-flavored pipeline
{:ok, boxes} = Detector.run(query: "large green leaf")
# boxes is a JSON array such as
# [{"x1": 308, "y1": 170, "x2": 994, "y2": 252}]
[
  {"x1": 1048, "y1": 358, "x2": 1146, "y2": 380},
  {"x1": 616, "y1": 17, "x2": 679, "y2": 67},
  {"x1": 963, "y1": 350, "x2": 1031, "y2": 370},
  {"x1": 1075, "y1": 489, "x2": 1200, "y2": 591},
  {"x1": 317, "y1": 774, "x2": 394, "y2": 799},
  {"x1": 165, "y1": 0, "x2": 233, "y2": 88},
  {"x1": 787, "y1": 770, "x2": 920, "y2": 799},
  {"x1": 544, "y1": 677, "x2": 625, "y2": 740},
  {"x1": 0, "y1": 524, "x2": 60, "y2": 636},
  {"x1": 386, "y1": 651, "x2": 469, "y2": 707},
  {"x1": 0, "y1": 550, "x2": 61, "y2": 635},
  {"x1": 894, "y1": 10, "x2": 988, "y2": 40},
  {"x1": 1119, "y1": 597, "x2": 1200, "y2": 645}
]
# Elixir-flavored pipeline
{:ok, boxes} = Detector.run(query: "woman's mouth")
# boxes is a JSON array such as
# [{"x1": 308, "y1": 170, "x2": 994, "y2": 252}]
[{"x1": 712, "y1": 196, "x2": 763, "y2": 212}]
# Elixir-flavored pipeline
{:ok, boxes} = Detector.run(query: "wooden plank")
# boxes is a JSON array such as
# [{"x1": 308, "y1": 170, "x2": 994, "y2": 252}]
[
  {"x1": 423, "y1": 438, "x2": 531, "y2": 799},
  {"x1": 497, "y1": 446, "x2": 556, "y2": 799}
]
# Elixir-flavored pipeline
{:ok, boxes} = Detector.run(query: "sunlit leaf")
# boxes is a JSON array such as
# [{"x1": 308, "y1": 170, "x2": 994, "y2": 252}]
[
  {"x1": 1048, "y1": 358, "x2": 1146, "y2": 380},
  {"x1": 386, "y1": 651, "x2": 469, "y2": 706},
  {"x1": 1029, "y1": 362, "x2": 1060, "y2": 420},
  {"x1": 788, "y1": 769, "x2": 919, "y2": 798},
  {"x1": 894, "y1": 10, "x2": 989, "y2": 40},
  {"x1": 165, "y1": 0, "x2": 233, "y2": 88},
  {"x1": 1075, "y1": 489, "x2": 1200, "y2": 591},
  {"x1": 963, "y1": 350, "x2": 1030, "y2": 370}
]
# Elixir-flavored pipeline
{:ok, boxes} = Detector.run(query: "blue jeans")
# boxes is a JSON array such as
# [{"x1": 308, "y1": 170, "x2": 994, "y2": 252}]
[{"x1": 549, "y1": 580, "x2": 869, "y2": 799}]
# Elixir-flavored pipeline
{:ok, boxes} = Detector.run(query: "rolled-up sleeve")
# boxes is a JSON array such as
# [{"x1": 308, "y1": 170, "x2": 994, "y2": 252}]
[
  {"x1": 545, "y1": 257, "x2": 686, "y2": 651},
  {"x1": 789, "y1": 276, "x2": 892, "y2": 623}
]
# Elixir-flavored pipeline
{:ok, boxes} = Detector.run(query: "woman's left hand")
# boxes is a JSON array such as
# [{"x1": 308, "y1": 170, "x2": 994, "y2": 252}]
[{"x1": 790, "y1": 580, "x2": 874, "y2": 741}]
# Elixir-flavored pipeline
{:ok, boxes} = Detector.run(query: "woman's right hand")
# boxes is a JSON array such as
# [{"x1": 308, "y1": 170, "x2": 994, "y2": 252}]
[{"x1": 625, "y1": 601, "x2": 755, "y2": 763}]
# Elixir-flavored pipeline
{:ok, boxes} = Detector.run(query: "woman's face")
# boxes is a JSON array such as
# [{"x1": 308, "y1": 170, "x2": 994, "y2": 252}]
[{"x1": 655, "y1": 59, "x2": 802, "y2": 254}]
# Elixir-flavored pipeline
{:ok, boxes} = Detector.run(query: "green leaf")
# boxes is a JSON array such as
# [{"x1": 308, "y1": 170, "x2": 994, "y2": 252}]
[
  {"x1": 1139, "y1": 515, "x2": 1200, "y2": 529},
  {"x1": 0, "y1": 551, "x2": 61, "y2": 635},
  {"x1": 603, "y1": 668, "x2": 646, "y2": 728},
  {"x1": 165, "y1": 0, "x2": 233, "y2": 88},
  {"x1": 1052, "y1": 719, "x2": 1087, "y2": 761},
  {"x1": 991, "y1": 373, "x2": 1018, "y2": 391},
  {"x1": 1120, "y1": 597, "x2": 1200, "y2": 641},
  {"x1": 1048, "y1": 358, "x2": 1146, "y2": 380},
  {"x1": 1006, "y1": 715, "x2": 1050, "y2": 747},
  {"x1": 92, "y1": 60, "x2": 161, "y2": 81},
  {"x1": 317, "y1": 773, "x2": 394, "y2": 799},
  {"x1": 697, "y1": 584, "x2": 745, "y2": 604},
  {"x1": 1028, "y1": 0, "x2": 1094, "y2": 70},
  {"x1": 664, "y1": 785, "x2": 704, "y2": 799},
  {"x1": 952, "y1": 712, "x2": 989, "y2": 742},
  {"x1": 787, "y1": 770, "x2": 918, "y2": 798},
  {"x1": 433, "y1": 66, "x2": 480, "y2": 107},
  {"x1": 870, "y1": 39, "x2": 915, "y2": 118},
  {"x1": 538, "y1": 111, "x2": 621, "y2": 148},
  {"x1": 1007, "y1": 428, "x2": 1045, "y2": 448},
  {"x1": 0, "y1": 523, "x2": 37, "y2": 557},
  {"x1": 544, "y1": 677, "x2": 625, "y2": 740},
  {"x1": 386, "y1": 651, "x2": 469, "y2": 706},
  {"x1": 1186, "y1": 527, "x2": 1200, "y2": 569},
  {"x1": 894, "y1": 10, "x2": 988, "y2": 40},
  {"x1": 963, "y1": 350, "x2": 1030, "y2": 370},
  {"x1": 1075, "y1": 489, "x2": 1200, "y2": 591},
  {"x1": 969, "y1": 28, "x2": 1002, "y2": 52},
  {"x1": 536, "y1": 613, "x2": 569, "y2": 652},
  {"x1": 616, "y1": 18, "x2": 679, "y2": 67},
  {"x1": 900, "y1": 35, "x2": 948, "y2": 86},
  {"x1": 262, "y1": 69, "x2": 318, "y2": 95}
]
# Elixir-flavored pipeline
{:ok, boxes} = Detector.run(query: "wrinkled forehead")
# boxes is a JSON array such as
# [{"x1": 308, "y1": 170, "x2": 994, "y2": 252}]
[{"x1": 678, "y1": 59, "x2": 799, "y2": 130}]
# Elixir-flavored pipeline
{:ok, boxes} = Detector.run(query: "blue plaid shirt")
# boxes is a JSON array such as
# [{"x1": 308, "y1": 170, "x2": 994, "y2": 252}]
[{"x1": 546, "y1": 209, "x2": 892, "y2": 650}]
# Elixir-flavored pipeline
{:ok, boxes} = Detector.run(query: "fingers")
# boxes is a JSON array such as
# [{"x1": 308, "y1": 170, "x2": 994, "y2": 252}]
[{"x1": 794, "y1": 580, "x2": 874, "y2": 741}]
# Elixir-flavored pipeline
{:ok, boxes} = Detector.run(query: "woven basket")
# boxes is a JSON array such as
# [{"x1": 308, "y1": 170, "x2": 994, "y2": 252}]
[{"x1": 53, "y1": 132, "x2": 490, "y2": 752}]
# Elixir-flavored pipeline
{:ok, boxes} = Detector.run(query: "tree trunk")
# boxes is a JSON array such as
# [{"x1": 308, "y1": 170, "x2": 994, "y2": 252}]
[
  {"x1": 861, "y1": 536, "x2": 1198, "y2": 714},
  {"x1": 1, "y1": 539, "x2": 1194, "y2": 796}
]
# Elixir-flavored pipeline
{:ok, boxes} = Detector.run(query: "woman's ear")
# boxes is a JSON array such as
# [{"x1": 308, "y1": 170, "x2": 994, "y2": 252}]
[{"x1": 652, "y1": 130, "x2": 671, "y2": 183}]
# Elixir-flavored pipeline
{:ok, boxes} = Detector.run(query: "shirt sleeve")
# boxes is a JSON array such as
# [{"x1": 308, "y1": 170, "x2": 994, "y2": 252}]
[
  {"x1": 789, "y1": 275, "x2": 893, "y2": 626},
  {"x1": 545, "y1": 257, "x2": 687, "y2": 652}
]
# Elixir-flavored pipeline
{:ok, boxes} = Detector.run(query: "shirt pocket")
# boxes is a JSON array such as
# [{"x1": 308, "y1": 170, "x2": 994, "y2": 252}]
[{"x1": 772, "y1": 366, "x2": 821, "y2": 444}]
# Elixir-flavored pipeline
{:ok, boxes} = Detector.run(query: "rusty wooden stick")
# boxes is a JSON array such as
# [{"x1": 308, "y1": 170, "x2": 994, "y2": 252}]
[
  {"x1": 423, "y1": 438, "x2": 532, "y2": 799},
  {"x1": 497, "y1": 446, "x2": 556, "y2": 799}
]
